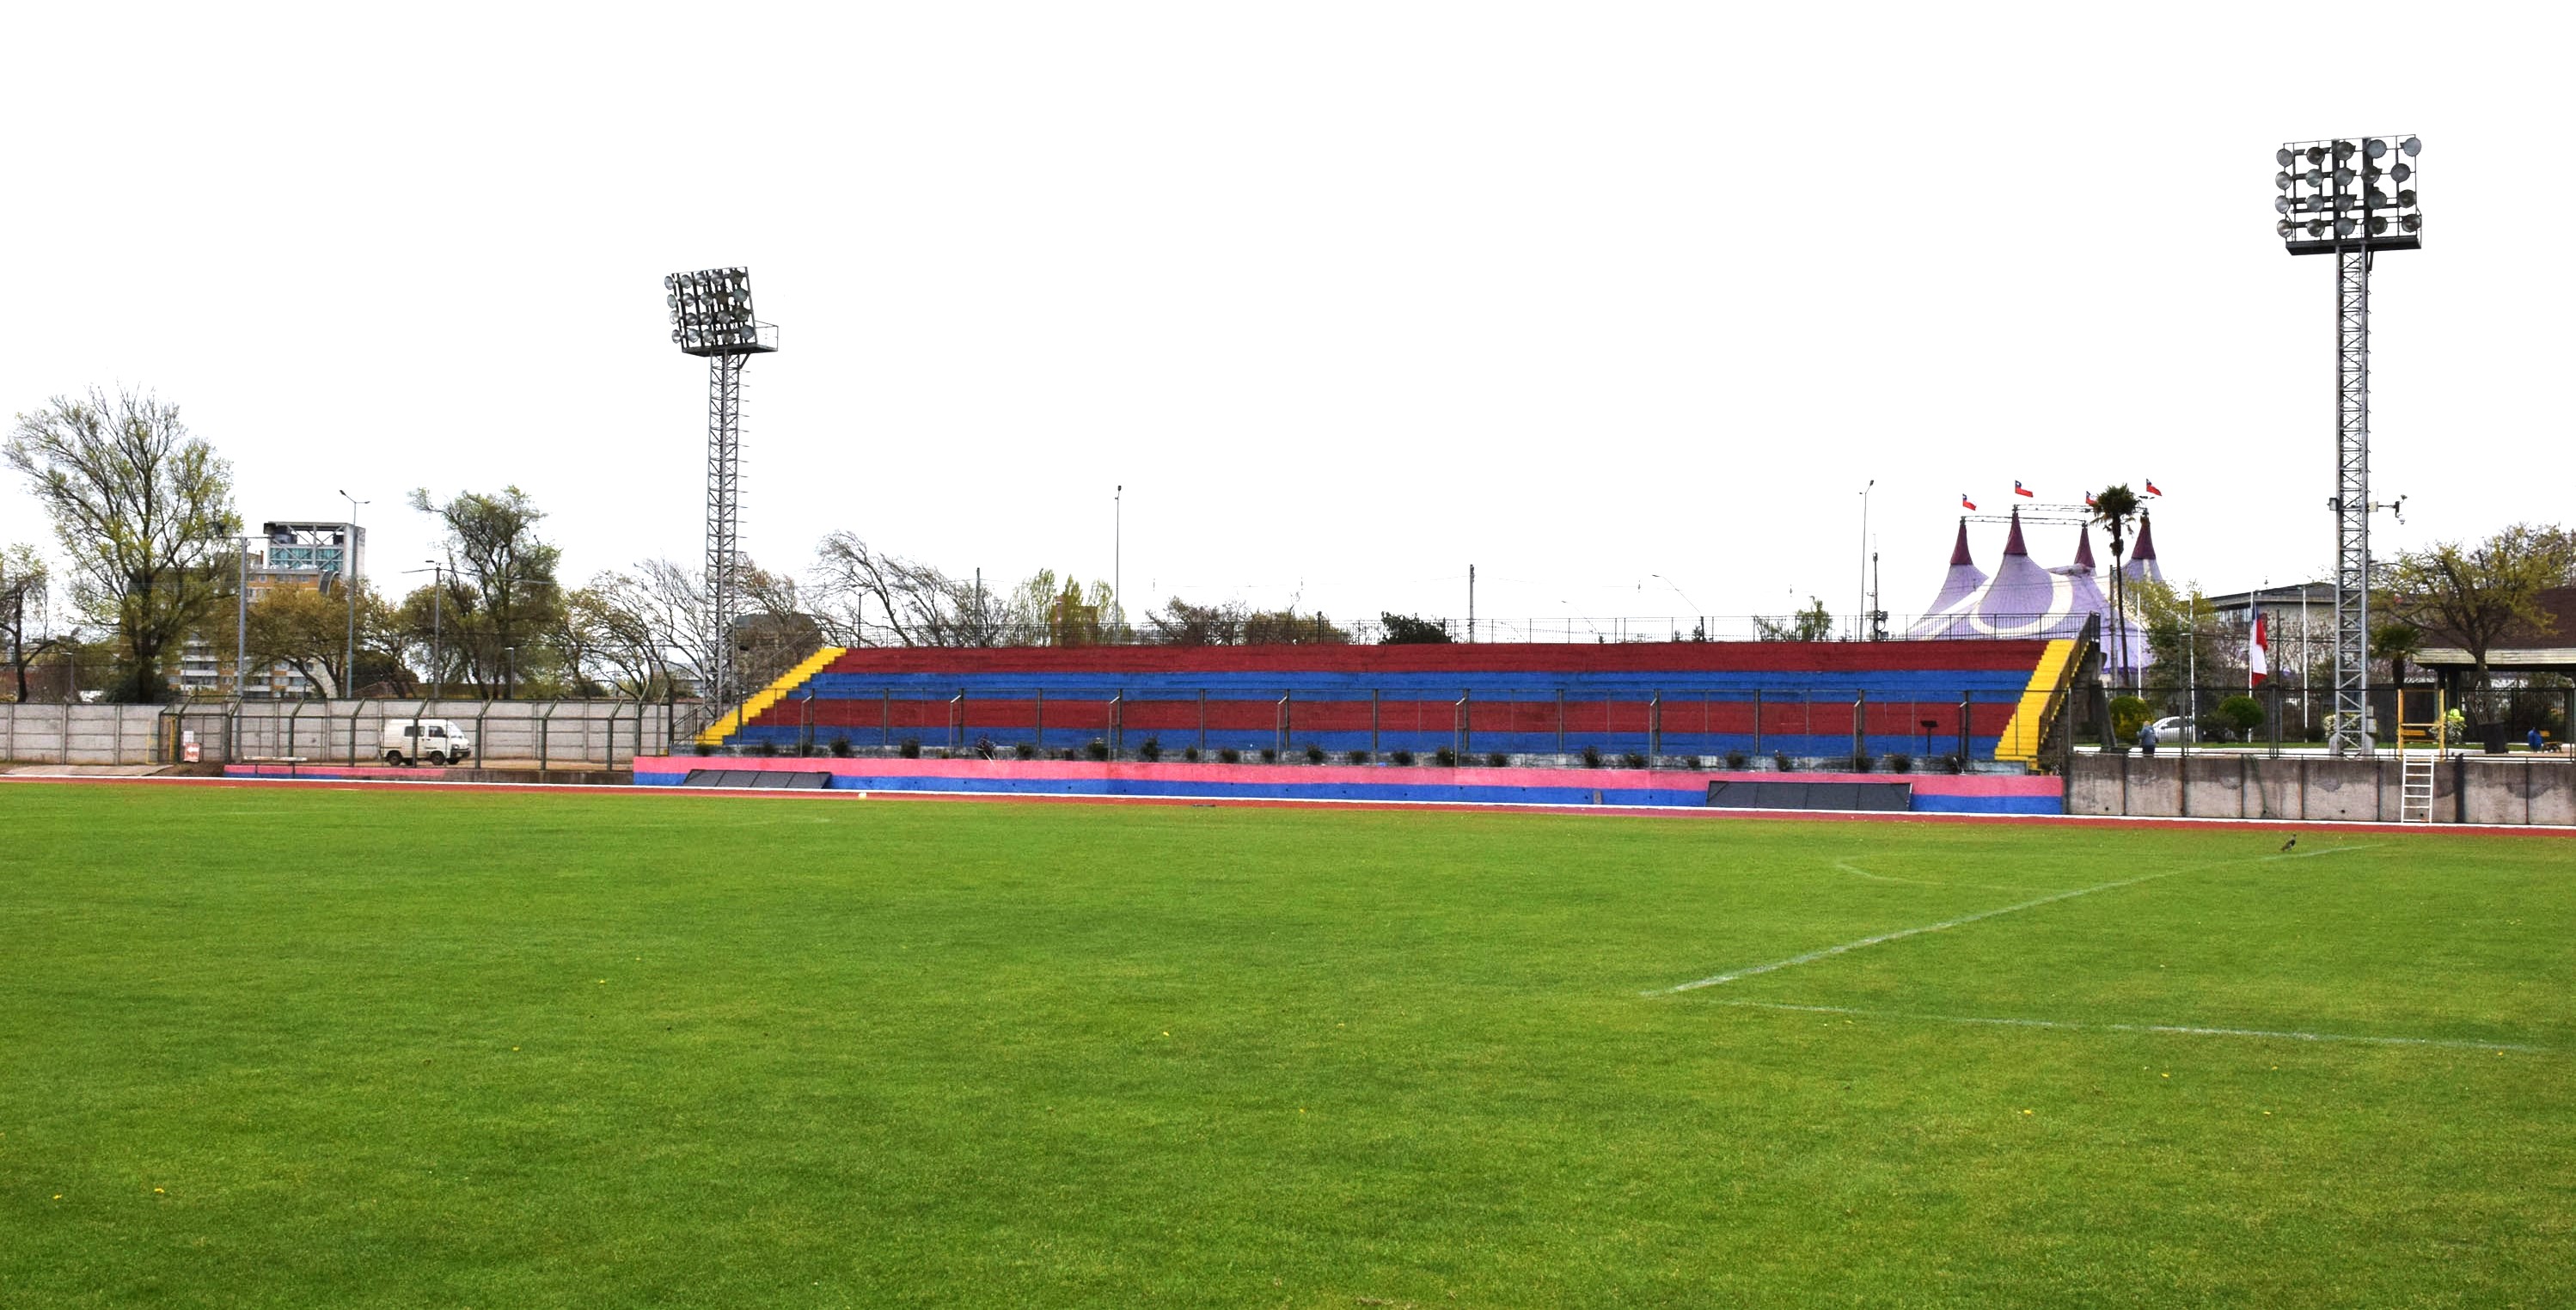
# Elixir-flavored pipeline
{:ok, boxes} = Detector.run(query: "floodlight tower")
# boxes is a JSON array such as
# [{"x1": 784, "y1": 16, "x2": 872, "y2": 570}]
[
  {"x1": 2274, "y1": 135, "x2": 2421, "y2": 756},
  {"x1": 663, "y1": 266, "x2": 780, "y2": 710}
]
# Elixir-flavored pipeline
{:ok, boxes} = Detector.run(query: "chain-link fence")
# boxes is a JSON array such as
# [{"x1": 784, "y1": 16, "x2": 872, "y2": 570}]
[{"x1": 2071, "y1": 682, "x2": 2575, "y2": 757}]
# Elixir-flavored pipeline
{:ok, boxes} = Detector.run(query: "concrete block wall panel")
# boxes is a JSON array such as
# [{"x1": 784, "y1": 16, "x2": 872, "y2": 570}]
[{"x1": 2064, "y1": 753, "x2": 2573, "y2": 826}]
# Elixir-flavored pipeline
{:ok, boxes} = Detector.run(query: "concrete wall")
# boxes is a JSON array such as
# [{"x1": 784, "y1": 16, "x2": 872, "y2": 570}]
[
  {"x1": 0, "y1": 704, "x2": 165, "y2": 765},
  {"x1": 2066, "y1": 751, "x2": 2573, "y2": 826},
  {"x1": 0, "y1": 700, "x2": 712, "y2": 768}
]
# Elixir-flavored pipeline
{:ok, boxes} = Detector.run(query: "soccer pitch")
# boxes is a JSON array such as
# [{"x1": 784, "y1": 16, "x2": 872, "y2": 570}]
[{"x1": 3, "y1": 783, "x2": 2569, "y2": 1307}]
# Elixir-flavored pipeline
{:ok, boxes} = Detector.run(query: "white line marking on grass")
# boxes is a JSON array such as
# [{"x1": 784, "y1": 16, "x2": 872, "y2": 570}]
[
  {"x1": 1710, "y1": 1000, "x2": 2549, "y2": 1054},
  {"x1": 1651, "y1": 845, "x2": 2383, "y2": 995},
  {"x1": 1832, "y1": 860, "x2": 2052, "y2": 894}
]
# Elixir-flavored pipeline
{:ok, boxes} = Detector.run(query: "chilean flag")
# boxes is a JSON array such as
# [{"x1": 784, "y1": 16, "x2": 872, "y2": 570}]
[
  {"x1": 2014, "y1": 480, "x2": 2035, "y2": 498},
  {"x1": 1961, "y1": 493, "x2": 1977, "y2": 511},
  {"x1": 2083, "y1": 491, "x2": 2099, "y2": 508},
  {"x1": 2145, "y1": 479, "x2": 2164, "y2": 497},
  {"x1": 2249, "y1": 612, "x2": 2271, "y2": 687}
]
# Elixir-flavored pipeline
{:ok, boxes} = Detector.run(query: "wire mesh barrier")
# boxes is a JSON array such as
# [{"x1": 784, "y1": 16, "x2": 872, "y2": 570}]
[
  {"x1": 719, "y1": 686, "x2": 2039, "y2": 769},
  {"x1": 826, "y1": 615, "x2": 2105, "y2": 648},
  {"x1": 2071, "y1": 683, "x2": 2575, "y2": 760}
]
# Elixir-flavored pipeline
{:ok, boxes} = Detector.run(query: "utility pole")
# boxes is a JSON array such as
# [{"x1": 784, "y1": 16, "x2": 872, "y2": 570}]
[{"x1": 236, "y1": 536, "x2": 252, "y2": 701}]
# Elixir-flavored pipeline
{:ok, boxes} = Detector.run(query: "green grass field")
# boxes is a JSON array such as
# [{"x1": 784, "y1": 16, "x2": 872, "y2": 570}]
[{"x1": 3, "y1": 783, "x2": 2571, "y2": 1307}]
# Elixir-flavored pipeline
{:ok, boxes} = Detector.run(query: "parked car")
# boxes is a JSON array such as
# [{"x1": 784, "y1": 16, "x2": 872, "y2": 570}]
[
  {"x1": 380, "y1": 718, "x2": 475, "y2": 766},
  {"x1": 2145, "y1": 715, "x2": 2198, "y2": 744}
]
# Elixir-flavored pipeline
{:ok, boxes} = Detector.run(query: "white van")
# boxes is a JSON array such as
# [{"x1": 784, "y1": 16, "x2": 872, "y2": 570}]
[{"x1": 381, "y1": 719, "x2": 475, "y2": 766}]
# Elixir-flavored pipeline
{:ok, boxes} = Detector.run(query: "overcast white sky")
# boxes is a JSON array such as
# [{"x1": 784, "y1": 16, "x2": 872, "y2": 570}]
[{"x1": 4, "y1": 3, "x2": 2565, "y2": 637}]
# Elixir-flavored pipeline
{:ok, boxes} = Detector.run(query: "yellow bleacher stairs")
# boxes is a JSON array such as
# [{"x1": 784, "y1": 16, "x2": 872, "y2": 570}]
[
  {"x1": 694, "y1": 647, "x2": 847, "y2": 748},
  {"x1": 1993, "y1": 638, "x2": 2078, "y2": 766}
]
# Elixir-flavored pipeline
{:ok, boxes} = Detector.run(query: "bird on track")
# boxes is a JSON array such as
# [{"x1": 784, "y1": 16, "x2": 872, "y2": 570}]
[{"x1": 2279, "y1": 835, "x2": 2298, "y2": 853}]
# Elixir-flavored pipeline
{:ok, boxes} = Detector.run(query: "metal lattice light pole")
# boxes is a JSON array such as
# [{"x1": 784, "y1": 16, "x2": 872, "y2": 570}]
[
  {"x1": 2275, "y1": 134, "x2": 2421, "y2": 756},
  {"x1": 663, "y1": 266, "x2": 780, "y2": 710}
]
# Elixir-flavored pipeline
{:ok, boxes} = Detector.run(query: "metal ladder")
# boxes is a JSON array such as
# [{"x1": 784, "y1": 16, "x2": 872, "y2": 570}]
[
  {"x1": 2400, "y1": 752, "x2": 2438, "y2": 823},
  {"x1": 2395, "y1": 688, "x2": 2444, "y2": 824}
]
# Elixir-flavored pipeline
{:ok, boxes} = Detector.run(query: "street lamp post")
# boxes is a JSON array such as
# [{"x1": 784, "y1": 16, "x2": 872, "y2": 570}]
[
  {"x1": 1857, "y1": 480, "x2": 1874, "y2": 640},
  {"x1": 405, "y1": 562, "x2": 447, "y2": 700},
  {"x1": 236, "y1": 535, "x2": 253, "y2": 701},
  {"x1": 339, "y1": 489, "x2": 366, "y2": 699}
]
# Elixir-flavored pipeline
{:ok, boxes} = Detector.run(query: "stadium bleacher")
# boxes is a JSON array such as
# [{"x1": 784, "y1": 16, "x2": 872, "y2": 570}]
[{"x1": 715, "y1": 639, "x2": 2072, "y2": 764}]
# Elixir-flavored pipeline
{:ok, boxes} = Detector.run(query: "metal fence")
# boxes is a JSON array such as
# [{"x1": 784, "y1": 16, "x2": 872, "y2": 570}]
[
  {"x1": 848, "y1": 615, "x2": 2100, "y2": 648},
  {"x1": 2074, "y1": 682, "x2": 2575, "y2": 758},
  {"x1": 0, "y1": 698, "x2": 719, "y2": 768}
]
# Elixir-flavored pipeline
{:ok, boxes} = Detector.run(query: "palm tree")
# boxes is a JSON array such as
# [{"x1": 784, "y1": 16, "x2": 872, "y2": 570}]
[{"x1": 2091, "y1": 484, "x2": 2143, "y2": 688}]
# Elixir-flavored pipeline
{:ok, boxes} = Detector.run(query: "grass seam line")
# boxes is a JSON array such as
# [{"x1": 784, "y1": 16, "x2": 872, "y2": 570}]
[
  {"x1": 1649, "y1": 844, "x2": 2384, "y2": 995},
  {"x1": 1708, "y1": 999, "x2": 2551, "y2": 1054}
]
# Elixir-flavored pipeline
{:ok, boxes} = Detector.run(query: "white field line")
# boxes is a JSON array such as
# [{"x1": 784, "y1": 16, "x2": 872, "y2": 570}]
[
  {"x1": 1832, "y1": 860, "x2": 2050, "y2": 894},
  {"x1": 1649, "y1": 844, "x2": 2384, "y2": 995},
  {"x1": 1711, "y1": 999, "x2": 2549, "y2": 1054}
]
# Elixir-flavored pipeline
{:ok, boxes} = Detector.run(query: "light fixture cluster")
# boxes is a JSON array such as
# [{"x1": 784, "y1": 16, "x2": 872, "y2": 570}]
[
  {"x1": 2274, "y1": 136, "x2": 2422, "y2": 254},
  {"x1": 664, "y1": 266, "x2": 773, "y2": 354}
]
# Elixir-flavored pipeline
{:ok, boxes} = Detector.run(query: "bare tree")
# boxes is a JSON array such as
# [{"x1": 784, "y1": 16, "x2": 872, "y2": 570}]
[
  {"x1": 6, "y1": 388, "x2": 240, "y2": 702},
  {"x1": 2, "y1": 543, "x2": 70, "y2": 701},
  {"x1": 811, "y1": 533, "x2": 986, "y2": 646}
]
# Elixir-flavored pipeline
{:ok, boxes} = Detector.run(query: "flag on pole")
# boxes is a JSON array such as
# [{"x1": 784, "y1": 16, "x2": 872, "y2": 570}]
[
  {"x1": 2083, "y1": 491, "x2": 2098, "y2": 508},
  {"x1": 2013, "y1": 480, "x2": 2035, "y2": 498},
  {"x1": 2145, "y1": 479, "x2": 2163, "y2": 497},
  {"x1": 2249, "y1": 612, "x2": 2270, "y2": 688},
  {"x1": 1960, "y1": 493, "x2": 1977, "y2": 511}
]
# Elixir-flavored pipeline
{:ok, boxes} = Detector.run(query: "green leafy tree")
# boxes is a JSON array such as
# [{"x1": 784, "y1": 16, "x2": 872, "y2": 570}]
[
  {"x1": 2218, "y1": 694, "x2": 2265, "y2": 739},
  {"x1": 1378, "y1": 612, "x2": 1453, "y2": 645},
  {"x1": 247, "y1": 581, "x2": 402, "y2": 697},
  {"x1": 2384, "y1": 523, "x2": 2576, "y2": 716},
  {"x1": 409, "y1": 486, "x2": 564, "y2": 696},
  {"x1": 1754, "y1": 597, "x2": 1834, "y2": 642},
  {"x1": 6, "y1": 388, "x2": 241, "y2": 702}
]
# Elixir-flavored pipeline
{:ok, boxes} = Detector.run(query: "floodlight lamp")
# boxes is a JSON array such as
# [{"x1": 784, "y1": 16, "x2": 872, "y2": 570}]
[
  {"x1": 2276, "y1": 147, "x2": 2295, "y2": 166},
  {"x1": 2334, "y1": 167, "x2": 2354, "y2": 187},
  {"x1": 2392, "y1": 162, "x2": 2412, "y2": 182},
  {"x1": 2304, "y1": 167, "x2": 2322, "y2": 186},
  {"x1": 2402, "y1": 136, "x2": 2421, "y2": 156},
  {"x1": 2275, "y1": 171, "x2": 2291, "y2": 190},
  {"x1": 2307, "y1": 220, "x2": 2328, "y2": 237},
  {"x1": 2367, "y1": 217, "x2": 2389, "y2": 235},
  {"x1": 2334, "y1": 217, "x2": 2356, "y2": 236},
  {"x1": 2277, "y1": 219, "x2": 2294, "y2": 237},
  {"x1": 2365, "y1": 138, "x2": 2387, "y2": 159},
  {"x1": 2274, "y1": 196, "x2": 2290, "y2": 214},
  {"x1": 2401, "y1": 213, "x2": 2422, "y2": 232},
  {"x1": 2306, "y1": 146, "x2": 2327, "y2": 164},
  {"x1": 2367, "y1": 187, "x2": 2390, "y2": 208},
  {"x1": 2397, "y1": 188, "x2": 2416, "y2": 206}
]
